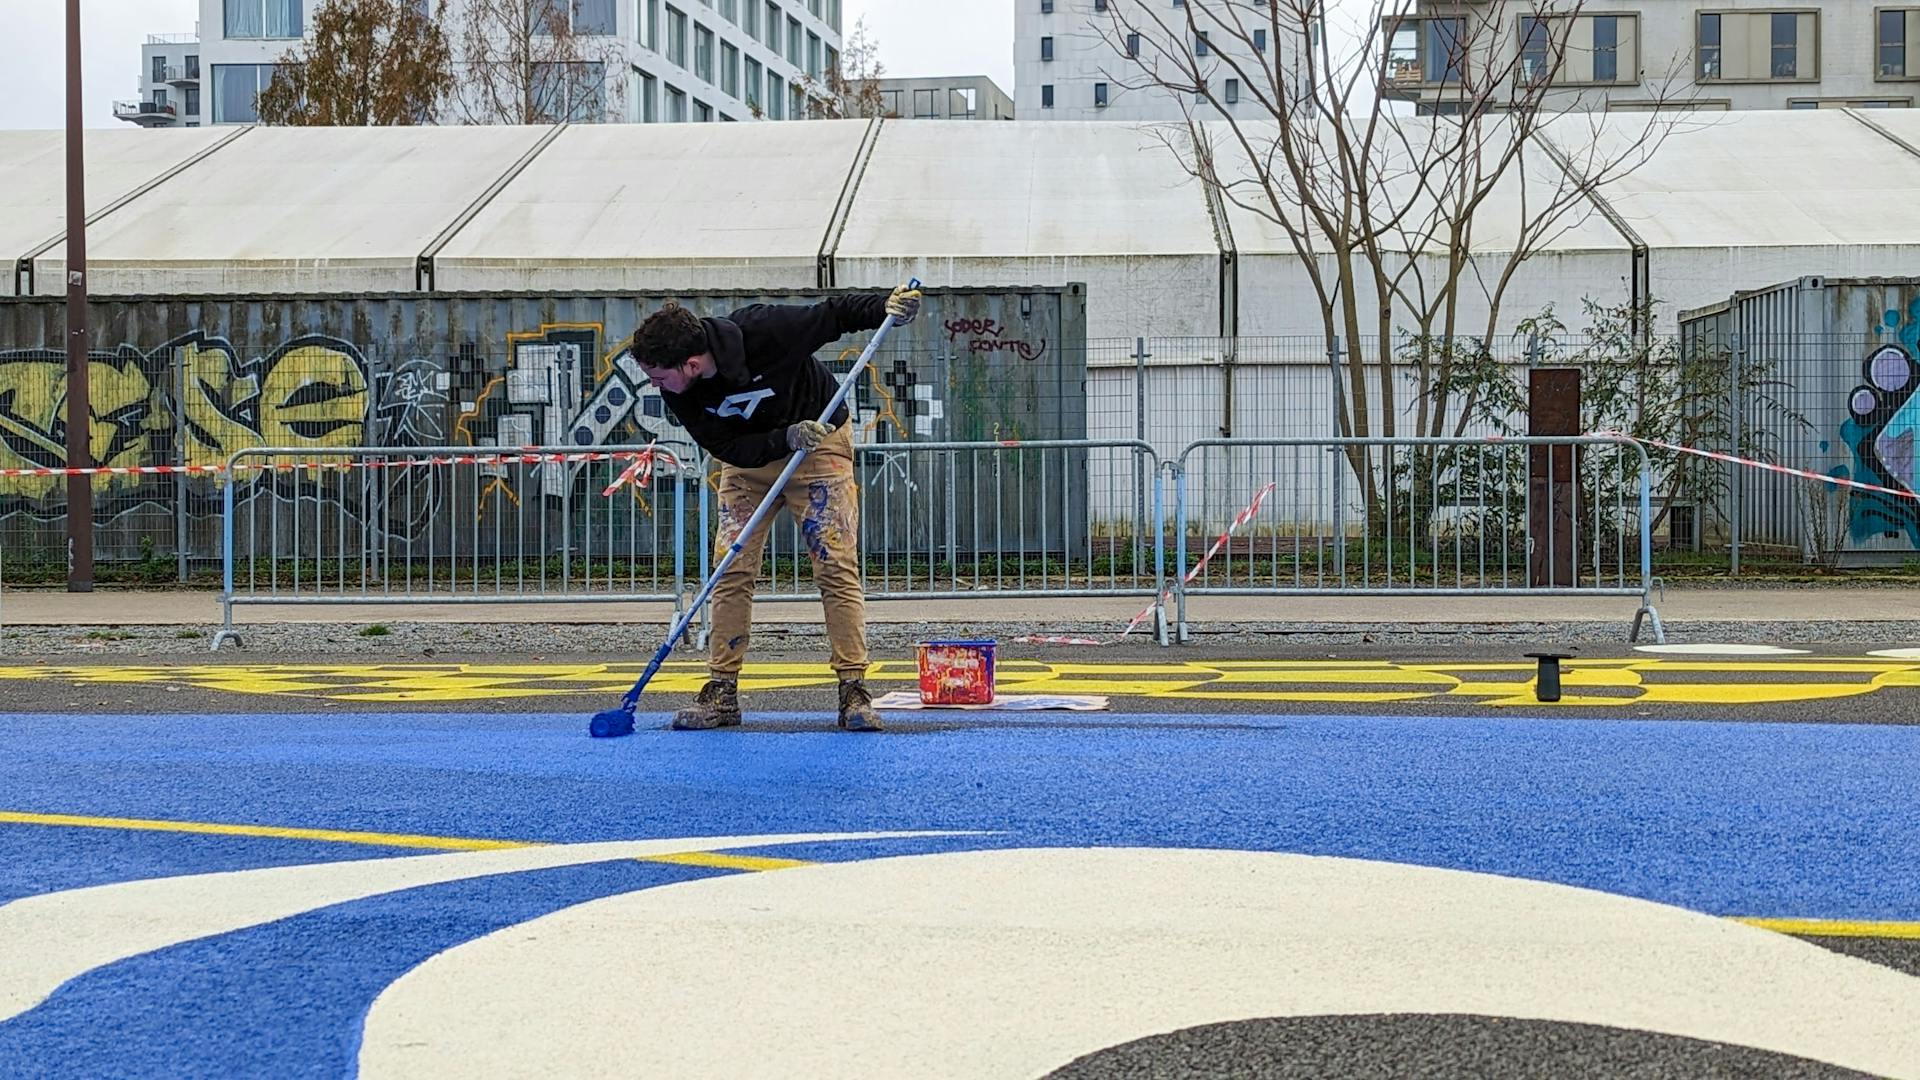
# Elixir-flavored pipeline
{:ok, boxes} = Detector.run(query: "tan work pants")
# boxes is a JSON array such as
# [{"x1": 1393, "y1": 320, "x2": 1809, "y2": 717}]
[{"x1": 706, "y1": 424, "x2": 867, "y2": 681}]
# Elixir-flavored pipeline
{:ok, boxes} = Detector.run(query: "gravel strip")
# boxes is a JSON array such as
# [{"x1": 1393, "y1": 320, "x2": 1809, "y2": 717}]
[{"x1": 2, "y1": 618, "x2": 1918, "y2": 660}]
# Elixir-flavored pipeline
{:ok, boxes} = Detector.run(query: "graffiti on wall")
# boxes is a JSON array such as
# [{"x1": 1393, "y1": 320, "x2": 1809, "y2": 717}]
[
  {"x1": 1837, "y1": 342, "x2": 1920, "y2": 546},
  {"x1": 943, "y1": 318, "x2": 1048, "y2": 363},
  {"x1": 0, "y1": 320, "x2": 955, "y2": 552},
  {"x1": 0, "y1": 333, "x2": 374, "y2": 516}
]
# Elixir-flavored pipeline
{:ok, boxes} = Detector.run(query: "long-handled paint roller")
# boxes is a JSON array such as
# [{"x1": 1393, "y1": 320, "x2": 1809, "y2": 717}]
[{"x1": 590, "y1": 279, "x2": 922, "y2": 738}]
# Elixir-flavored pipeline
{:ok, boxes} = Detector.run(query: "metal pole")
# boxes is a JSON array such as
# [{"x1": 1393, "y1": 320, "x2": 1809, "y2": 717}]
[
  {"x1": 1134, "y1": 337, "x2": 1148, "y2": 443},
  {"x1": 1730, "y1": 333, "x2": 1745, "y2": 577},
  {"x1": 65, "y1": 0, "x2": 93, "y2": 593}
]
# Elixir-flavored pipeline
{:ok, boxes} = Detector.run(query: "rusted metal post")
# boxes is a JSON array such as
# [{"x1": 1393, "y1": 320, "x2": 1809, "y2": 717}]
[{"x1": 65, "y1": 0, "x2": 93, "y2": 592}]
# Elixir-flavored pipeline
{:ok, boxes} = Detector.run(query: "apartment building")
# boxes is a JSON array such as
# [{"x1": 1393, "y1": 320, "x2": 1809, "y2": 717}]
[
  {"x1": 873, "y1": 76, "x2": 1015, "y2": 119},
  {"x1": 1015, "y1": 0, "x2": 1316, "y2": 120},
  {"x1": 120, "y1": 0, "x2": 840, "y2": 127},
  {"x1": 1388, "y1": 0, "x2": 1917, "y2": 112},
  {"x1": 114, "y1": 33, "x2": 202, "y2": 128}
]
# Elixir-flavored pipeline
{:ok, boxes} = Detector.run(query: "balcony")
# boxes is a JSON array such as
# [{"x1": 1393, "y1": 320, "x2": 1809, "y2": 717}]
[
  {"x1": 160, "y1": 64, "x2": 201, "y2": 87},
  {"x1": 147, "y1": 29, "x2": 198, "y2": 46},
  {"x1": 113, "y1": 99, "x2": 180, "y2": 127}
]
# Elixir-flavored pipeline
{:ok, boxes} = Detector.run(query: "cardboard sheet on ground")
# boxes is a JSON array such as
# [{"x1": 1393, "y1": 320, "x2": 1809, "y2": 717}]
[{"x1": 874, "y1": 692, "x2": 1110, "y2": 712}]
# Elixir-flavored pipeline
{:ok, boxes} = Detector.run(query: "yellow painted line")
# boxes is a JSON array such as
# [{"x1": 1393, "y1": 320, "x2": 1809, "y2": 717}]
[
  {"x1": 0, "y1": 810, "x2": 818, "y2": 873},
  {"x1": 1738, "y1": 917, "x2": 1920, "y2": 940},
  {"x1": 640, "y1": 852, "x2": 811, "y2": 872},
  {"x1": 0, "y1": 810, "x2": 534, "y2": 851}
]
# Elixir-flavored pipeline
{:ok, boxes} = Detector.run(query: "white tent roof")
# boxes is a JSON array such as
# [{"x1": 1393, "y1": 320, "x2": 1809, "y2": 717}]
[
  {"x1": 1551, "y1": 110, "x2": 1920, "y2": 248},
  {"x1": 0, "y1": 128, "x2": 237, "y2": 292},
  {"x1": 59, "y1": 125, "x2": 554, "y2": 281},
  {"x1": 433, "y1": 120, "x2": 874, "y2": 273},
  {"x1": 836, "y1": 120, "x2": 1219, "y2": 258}
]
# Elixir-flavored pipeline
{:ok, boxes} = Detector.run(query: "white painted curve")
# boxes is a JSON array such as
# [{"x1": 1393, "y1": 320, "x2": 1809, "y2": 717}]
[
  {"x1": 0, "y1": 831, "x2": 962, "y2": 1022},
  {"x1": 359, "y1": 847, "x2": 1920, "y2": 1080}
]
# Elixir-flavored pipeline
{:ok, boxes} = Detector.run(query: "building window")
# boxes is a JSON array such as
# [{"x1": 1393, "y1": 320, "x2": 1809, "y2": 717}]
[
  {"x1": 788, "y1": 16, "x2": 803, "y2": 67},
  {"x1": 1424, "y1": 17, "x2": 1465, "y2": 84},
  {"x1": 721, "y1": 41, "x2": 740, "y2": 95},
  {"x1": 152, "y1": 55, "x2": 167, "y2": 83},
  {"x1": 721, "y1": 0, "x2": 736, "y2": 22},
  {"x1": 792, "y1": 82, "x2": 806, "y2": 119},
  {"x1": 1195, "y1": 31, "x2": 1209, "y2": 56},
  {"x1": 1094, "y1": 81, "x2": 1108, "y2": 107},
  {"x1": 639, "y1": 0, "x2": 657, "y2": 48},
  {"x1": 211, "y1": 63, "x2": 279, "y2": 123},
  {"x1": 1771, "y1": 12, "x2": 1797, "y2": 78},
  {"x1": 184, "y1": 86, "x2": 201, "y2": 117},
  {"x1": 1699, "y1": 11, "x2": 1815, "y2": 81},
  {"x1": 1882, "y1": 10, "x2": 1910, "y2": 77},
  {"x1": 639, "y1": 71, "x2": 658, "y2": 121},
  {"x1": 1095, "y1": 0, "x2": 1107, "y2": 10},
  {"x1": 949, "y1": 86, "x2": 977, "y2": 116},
  {"x1": 1126, "y1": 33, "x2": 1139, "y2": 57},
  {"x1": 1041, "y1": 0, "x2": 1052, "y2": 11},
  {"x1": 742, "y1": 0, "x2": 756, "y2": 37},
  {"x1": 667, "y1": 83, "x2": 688, "y2": 122},
  {"x1": 1042, "y1": 36, "x2": 1054, "y2": 61},
  {"x1": 744, "y1": 57, "x2": 762, "y2": 110},
  {"x1": 573, "y1": 0, "x2": 617, "y2": 35},
  {"x1": 1698, "y1": 13, "x2": 1720, "y2": 79},
  {"x1": 808, "y1": 31, "x2": 821, "y2": 78},
  {"x1": 1254, "y1": 28, "x2": 1266, "y2": 53},
  {"x1": 154, "y1": 88, "x2": 170, "y2": 110},
  {"x1": 223, "y1": 0, "x2": 301, "y2": 39},
  {"x1": 829, "y1": 0, "x2": 841, "y2": 32},
  {"x1": 185, "y1": 55, "x2": 200, "y2": 78},
  {"x1": 765, "y1": 2, "x2": 780, "y2": 50},
  {"x1": 768, "y1": 72, "x2": 785, "y2": 118},
  {"x1": 914, "y1": 87, "x2": 937, "y2": 116},
  {"x1": 531, "y1": 61, "x2": 605, "y2": 121},
  {"x1": 695, "y1": 24, "x2": 714, "y2": 82},
  {"x1": 880, "y1": 88, "x2": 901, "y2": 115},
  {"x1": 1041, "y1": 83, "x2": 1054, "y2": 108},
  {"x1": 1520, "y1": 17, "x2": 1550, "y2": 84},
  {"x1": 1593, "y1": 15, "x2": 1620, "y2": 83},
  {"x1": 1224, "y1": 78, "x2": 1239, "y2": 103},
  {"x1": 695, "y1": 98, "x2": 712, "y2": 121},
  {"x1": 666, "y1": 5, "x2": 688, "y2": 66}
]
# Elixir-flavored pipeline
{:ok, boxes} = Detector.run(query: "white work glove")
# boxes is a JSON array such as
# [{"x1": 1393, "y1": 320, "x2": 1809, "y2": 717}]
[
  {"x1": 786, "y1": 419, "x2": 835, "y2": 452},
  {"x1": 886, "y1": 283, "x2": 922, "y2": 324}
]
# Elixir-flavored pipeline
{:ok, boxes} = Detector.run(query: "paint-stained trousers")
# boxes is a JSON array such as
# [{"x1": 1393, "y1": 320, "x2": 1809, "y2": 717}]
[{"x1": 706, "y1": 424, "x2": 867, "y2": 681}]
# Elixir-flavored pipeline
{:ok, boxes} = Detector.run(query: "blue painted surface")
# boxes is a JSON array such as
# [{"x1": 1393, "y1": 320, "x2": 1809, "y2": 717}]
[
  {"x1": 0, "y1": 861, "x2": 716, "y2": 1079},
  {"x1": 0, "y1": 708, "x2": 1915, "y2": 1077}
]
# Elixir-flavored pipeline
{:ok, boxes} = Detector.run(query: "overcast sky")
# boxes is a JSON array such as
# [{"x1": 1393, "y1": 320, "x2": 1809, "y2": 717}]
[{"x1": 0, "y1": 0, "x2": 1015, "y2": 131}]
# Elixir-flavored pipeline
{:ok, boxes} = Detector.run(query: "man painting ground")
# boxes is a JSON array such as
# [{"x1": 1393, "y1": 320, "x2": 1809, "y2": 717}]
[{"x1": 631, "y1": 284, "x2": 922, "y2": 732}]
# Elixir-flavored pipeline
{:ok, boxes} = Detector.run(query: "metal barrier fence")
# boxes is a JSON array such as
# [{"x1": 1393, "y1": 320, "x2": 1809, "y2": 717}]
[
  {"x1": 212, "y1": 437, "x2": 1661, "y2": 648},
  {"x1": 214, "y1": 444, "x2": 694, "y2": 648},
  {"x1": 1172, "y1": 437, "x2": 1665, "y2": 644},
  {"x1": 694, "y1": 440, "x2": 1169, "y2": 644}
]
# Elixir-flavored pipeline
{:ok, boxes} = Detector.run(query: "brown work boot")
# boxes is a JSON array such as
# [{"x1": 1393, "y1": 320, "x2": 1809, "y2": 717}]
[
  {"x1": 672, "y1": 678, "x2": 742, "y2": 730},
  {"x1": 837, "y1": 678, "x2": 882, "y2": 732}
]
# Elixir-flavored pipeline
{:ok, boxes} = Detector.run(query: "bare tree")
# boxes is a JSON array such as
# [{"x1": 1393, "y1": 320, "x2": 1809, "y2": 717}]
[
  {"x1": 1095, "y1": 0, "x2": 1695, "y2": 507},
  {"x1": 257, "y1": 0, "x2": 456, "y2": 126},
  {"x1": 799, "y1": 14, "x2": 889, "y2": 119},
  {"x1": 450, "y1": 0, "x2": 627, "y2": 124}
]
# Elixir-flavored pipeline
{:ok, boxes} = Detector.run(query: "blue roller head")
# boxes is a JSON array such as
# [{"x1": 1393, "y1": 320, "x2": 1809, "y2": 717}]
[{"x1": 588, "y1": 707, "x2": 636, "y2": 739}]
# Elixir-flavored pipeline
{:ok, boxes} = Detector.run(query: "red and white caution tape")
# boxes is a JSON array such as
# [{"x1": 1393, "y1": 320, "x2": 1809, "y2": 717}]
[
  {"x1": 1593, "y1": 431, "x2": 1918, "y2": 503},
  {"x1": 1014, "y1": 481, "x2": 1278, "y2": 648},
  {"x1": 0, "y1": 448, "x2": 680, "y2": 481},
  {"x1": 600, "y1": 443, "x2": 682, "y2": 496}
]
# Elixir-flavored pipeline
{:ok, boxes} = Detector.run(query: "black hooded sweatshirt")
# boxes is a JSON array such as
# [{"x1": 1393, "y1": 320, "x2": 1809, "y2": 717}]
[{"x1": 656, "y1": 294, "x2": 890, "y2": 468}]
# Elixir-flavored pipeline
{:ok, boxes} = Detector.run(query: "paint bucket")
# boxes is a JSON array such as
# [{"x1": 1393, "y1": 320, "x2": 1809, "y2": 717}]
[{"x1": 916, "y1": 640, "x2": 997, "y2": 705}]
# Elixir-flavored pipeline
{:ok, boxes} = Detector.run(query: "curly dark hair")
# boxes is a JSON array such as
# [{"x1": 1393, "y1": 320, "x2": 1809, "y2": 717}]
[{"x1": 631, "y1": 303, "x2": 707, "y2": 369}]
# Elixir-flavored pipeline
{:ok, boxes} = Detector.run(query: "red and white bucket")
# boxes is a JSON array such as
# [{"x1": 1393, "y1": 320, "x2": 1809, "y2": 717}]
[{"x1": 916, "y1": 640, "x2": 997, "y2": 705}]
